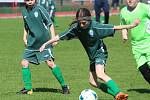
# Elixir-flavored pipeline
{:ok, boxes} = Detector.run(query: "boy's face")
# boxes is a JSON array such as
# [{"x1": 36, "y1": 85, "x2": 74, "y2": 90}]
[
  {"x1": 126, "y1": 0, "x2": 139, "y2": 8},
  {"x1": 79, "y1": 20, "x2": 90, "y2": 29},
  {"x1": 25, "y1": 0, "x2": 36, "y2": 6}
]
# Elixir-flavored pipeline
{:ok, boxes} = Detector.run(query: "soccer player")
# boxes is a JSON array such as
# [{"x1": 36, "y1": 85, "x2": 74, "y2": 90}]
[
  {"x1": 17, "y1": 0, "x2": 69, "y2": 94},
  {"x1": 111, "y1": 0, "x2": 120, "y2": 10},
  {"x1": 40, "y1": 8, "x2": 140, "y2": 100},
  {"x1": 93, "y1": 0, "x2": 110, "y2": 24},
  {"x1": 120, "y1": 0, "x2": 150, "y2": 84},
  {"x1": 38, "y1": 0, "x2": 57, "y2": 26}
]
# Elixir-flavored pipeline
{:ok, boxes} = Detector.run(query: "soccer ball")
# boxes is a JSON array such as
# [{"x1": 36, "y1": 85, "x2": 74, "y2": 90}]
[{"x1": 79, "y1": 89, "x2": 98, "y2": 100}]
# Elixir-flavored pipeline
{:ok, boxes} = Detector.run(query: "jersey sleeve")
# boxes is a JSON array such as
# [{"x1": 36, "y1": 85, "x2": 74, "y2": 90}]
[
  {"x1": 39, "y1": 6, "x2": 52, "y2": 26},
  {"x1": 93, "y1": 23, "x2": 115, "y2": 39},
  {"x1": 59, "y1": 24, "x2": 78, "y2": 40},
  {"x1": 22, "y1": 8, "x2": 29, "y2": 31}
]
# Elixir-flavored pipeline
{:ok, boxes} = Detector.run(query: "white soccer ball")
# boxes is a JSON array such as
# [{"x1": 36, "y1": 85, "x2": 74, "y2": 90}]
[{"x1": 79, "y1": 89, "x2": 98, "y2": 100}]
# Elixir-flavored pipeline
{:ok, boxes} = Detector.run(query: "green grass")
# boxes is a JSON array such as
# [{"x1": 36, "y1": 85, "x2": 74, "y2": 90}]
[{"x1": 0, "y1": 16, "x2": 150, "y2": 100}]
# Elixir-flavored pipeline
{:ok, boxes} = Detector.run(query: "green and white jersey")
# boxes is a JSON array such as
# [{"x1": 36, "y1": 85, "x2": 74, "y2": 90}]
[
  {"x1": 22, "y1": 4, "x2": 52, "y2": 50},
  {"x1": 38, "y1": 0, "x2": 55, "y2": 17},
  {"x1": 59, "y1": 21, "x2": 115, "y2": 61},
  {"x1": 120, "y1": 2, "x2": 150, "y2": 51}
]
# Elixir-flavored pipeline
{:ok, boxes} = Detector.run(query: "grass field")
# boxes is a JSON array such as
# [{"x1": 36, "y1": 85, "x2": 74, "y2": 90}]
[{"x1": 0, "y1": 16, "x2": 150, "y2": 100}]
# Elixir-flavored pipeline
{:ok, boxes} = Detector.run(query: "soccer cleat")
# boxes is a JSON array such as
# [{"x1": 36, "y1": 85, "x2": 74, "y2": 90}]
[
  {"x1": 115, "y1": 92, "x2": 128, "y2": 100},
  {"x1": 62, "y1": 85, "x2": 70, "y2": 94},
  {"x1": 17, "y1": 88, "x2": 33, "y2": 95}
]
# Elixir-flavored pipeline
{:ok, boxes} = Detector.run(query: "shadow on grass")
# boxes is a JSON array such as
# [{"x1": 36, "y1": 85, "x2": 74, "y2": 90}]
[
  {"x1": 127, "y1": 88, "x2": 150, "y2": 93},
  {"x1": 33, "y1": 88, "x2": 62, "y2": 93}
]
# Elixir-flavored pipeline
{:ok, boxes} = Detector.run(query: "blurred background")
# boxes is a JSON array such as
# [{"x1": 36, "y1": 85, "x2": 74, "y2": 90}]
[
  {"x1": 0, "y1": 0, "x2": 149, "y2": 16},
  {"x1": 0, "y1": 0, "x2": 150, "y2": 17}
]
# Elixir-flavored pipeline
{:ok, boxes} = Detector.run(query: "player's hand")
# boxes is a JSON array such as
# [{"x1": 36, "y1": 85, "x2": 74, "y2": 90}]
[
  {"x1": 122, "y1": 32, "x2": 128, "y2": 43},
  {"x1": 52, "y1": 42, "x2": 58, "y2": 46},
  {"x1": 39, "y1": 43, "x2": 46, "y2": 52},
  {"x1": 133, "y1": 18, "x2": 140, "y2": 26}
]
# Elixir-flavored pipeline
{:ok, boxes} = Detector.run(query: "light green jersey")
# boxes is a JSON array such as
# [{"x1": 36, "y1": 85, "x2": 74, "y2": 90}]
[
  {"x1": 22, "y1": 4, "x2": 52, "y2": 50},
  {"x1": 120, "y1": 3, "x2": 150, "y2": 49}
]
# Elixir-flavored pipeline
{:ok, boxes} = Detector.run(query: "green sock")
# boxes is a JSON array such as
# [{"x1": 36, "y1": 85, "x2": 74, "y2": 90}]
[
  {"x1": 22, "y1": 67, "x2": 32, "y2": 90},
  {"x1": 98, "y1": 83, "x2": 115, "y2": 96},
  {"x1": 106, "y1": 80, "x2": 120, "y2": 96},
  {"x1": 51, "y1": 65, "x2": 66, "y2": 87}
]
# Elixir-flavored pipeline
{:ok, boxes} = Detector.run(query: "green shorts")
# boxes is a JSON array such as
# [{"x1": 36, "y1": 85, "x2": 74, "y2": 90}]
[
  {"x1": 132, "y1": 39, "x2": 150, "y2": 69},
  {"x1": 133, "y1": 50, "x2": 150, "y2": 69},
  {"x1": 90, "y1": 48, "x2": 108, "y2": 71},
  {"x1": 23, "y1": 48, "x2": 54, "y2": 65}
]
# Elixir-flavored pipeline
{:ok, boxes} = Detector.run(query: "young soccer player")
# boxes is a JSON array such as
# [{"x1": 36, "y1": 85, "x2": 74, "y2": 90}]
[
  {"x1": 93, "y1": 0, "x2": 110, "y2": 23},
  {"x1": 17, "y1": 0, "x2": 69, "y2": 94},
  {"x1": 38, "y1": 0, "x2": 57, "y2": 26},
  {"x1": 120, "y1": 0, "x2": 150, "y2": 84},
  {"x1": 40, "y1": 8, "x2": 140, "y2": 100}
]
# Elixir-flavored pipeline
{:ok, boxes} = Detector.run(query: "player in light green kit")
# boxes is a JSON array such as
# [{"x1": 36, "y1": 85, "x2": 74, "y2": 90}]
[
  {"x1": 17, "y1": 0, "x2": 69, "y2": 94},
  {"x1": 40, "y1": 8, "x2": 140, "y2": 100},
  {"x1": 120, "y1": 0, "x2": 150, "y2": 84}
]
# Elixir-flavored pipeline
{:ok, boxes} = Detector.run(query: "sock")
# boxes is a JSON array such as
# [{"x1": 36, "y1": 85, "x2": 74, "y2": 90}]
[
  {"x1": 51, "y1": 65, "x2": 66, "y2": 87},
  {"x1": 98, "y1": 83, "x2": 115, "y2": 96},
  {"x1": 22, "y1": 67, "x2": 32, "y2": 90},
  {"x1": 106, "y1": 80, "x2": 120, "y2": 96},
  {"x1": 139, "y1": 63, "x2": 150, "y2": 84}
]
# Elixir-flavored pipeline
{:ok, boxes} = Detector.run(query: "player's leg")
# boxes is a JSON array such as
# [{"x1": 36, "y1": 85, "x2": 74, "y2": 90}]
[
  {"x1": 95, "y1": 64, "x2": 128, "y2": 100},
  {"x1": 139, "y1": 63, "x2": 150, "y2": 84},
  {"x1": 17, "y1": 50, "x2": 37, "y2": 94},
  {"x1": 89, "y1": 63, "x2": 116, "y2": 96},
  {"x1": 89, "y1": 63, "x2": 99, "y2": 87},
  {"x1": 95, "y1": 64, "x2": 119, "y2": 95},
  {"x1": 41, "y1": 48, "x2": 69, "y2": 94},
  {"x1": 134, "y1": 52, "x2": 150, "y2": 84},
  {"x1": 111, "y1": 0, "x2": 115, "y2": 8},
  {"x1": 94, "y1": 3, "x2": 101, "y2": 22},
  {"x1": 17, "y1": 59, "x2": 33, "y2": 94},
  {"x1": 102, "y1": 0, "x2": 109, "y2": 24},
  {"x1": 46, "y1": 60, "x2": 70, "y2": 94},
  {"x1": 52, "y1": 11, "x2": 58, "y2": 27}
]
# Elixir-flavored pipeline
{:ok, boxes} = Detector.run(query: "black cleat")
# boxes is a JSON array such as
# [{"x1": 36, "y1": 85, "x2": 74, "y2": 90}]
[
  {"x1": 16, "y1": 88, "x2": 33, "y2": 95},
  {"x1": 62, "y1": 85, "x2": 70, "y2": 94}
]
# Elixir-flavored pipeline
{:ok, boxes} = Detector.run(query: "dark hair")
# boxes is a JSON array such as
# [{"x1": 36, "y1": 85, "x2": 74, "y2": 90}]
[
  {"x1": 70, "y1": 8, "x2": 91, "y2": 26},
  {"x1": 76, "y1": 8, "x2": 91, "y2": 20}
]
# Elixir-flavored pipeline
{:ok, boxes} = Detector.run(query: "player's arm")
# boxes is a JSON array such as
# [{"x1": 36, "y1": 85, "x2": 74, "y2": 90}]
[
  {"x1": 23, "y1": 28, "x2": 28, "y2": 46},
  {"x1": 40, "y1": 23, "x2": 77, "y2": 52},
  {"x1": 50, "y1": 24, "x2": 56, "y2": 40},
  {"x1": 40, "y1": 35, "x2": 60, "y2": 52},
  {"x1": 114, "y1": 19, "x2": 140, "y2": 30},
  {"x1": 49, "y1": 24, "x2": 58, "y2": 46},
  {"x1": 121, "y1": 29, "x2": 128, "y2": 42},
  {"x1": 50, "y1": 24, "x2": 55, "y2": 38}
]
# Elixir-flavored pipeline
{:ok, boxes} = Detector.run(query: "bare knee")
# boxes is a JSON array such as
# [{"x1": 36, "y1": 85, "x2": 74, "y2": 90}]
[
  {"x1": 21, "y1": 60, "x2": 29, "y2": 68},
  {"x1": 46, "y1": 60, "x2": 55, "y2": 68},
  {"x1": 97, "y1": 72, "x2": 105, "y2": 80}
]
